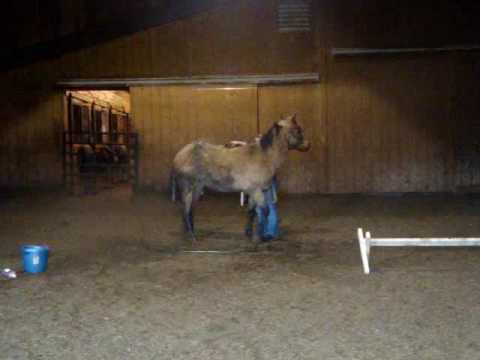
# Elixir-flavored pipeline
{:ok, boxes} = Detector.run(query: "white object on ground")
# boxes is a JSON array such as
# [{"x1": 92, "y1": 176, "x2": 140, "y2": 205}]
[
  {"x1": 357, "y1": 228, "x2": 480, "y2": 274},
  {"x1": 240, "y1": 192, "x2": 245, "y2": 207},
  {"x1": 1, "y1": 268, "x2": 17, "y2": 279}
]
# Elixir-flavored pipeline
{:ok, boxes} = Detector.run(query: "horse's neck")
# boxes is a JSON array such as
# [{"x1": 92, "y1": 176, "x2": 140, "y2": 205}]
[{"x1": 266, "y1": 134, "x2": 289, "y2": 171}]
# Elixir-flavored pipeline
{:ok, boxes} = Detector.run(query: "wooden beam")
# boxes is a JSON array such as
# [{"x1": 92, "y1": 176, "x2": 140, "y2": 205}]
[
  {"x1": 331, "y1": 45, "x2": 480, "y2": 56},
  {"x1": 57, "y1": 74, "x2": 320, "y2": 88}
]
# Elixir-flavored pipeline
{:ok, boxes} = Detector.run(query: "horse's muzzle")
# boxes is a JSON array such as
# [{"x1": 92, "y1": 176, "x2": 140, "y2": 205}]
[{"x1": 296, "y1": 141, "x2": 311, "y2": 152}]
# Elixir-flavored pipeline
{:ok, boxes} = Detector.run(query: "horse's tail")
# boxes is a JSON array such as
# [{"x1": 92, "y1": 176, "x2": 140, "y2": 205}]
[{"x1": 170, "y1": 169, "x2": 178, "y2": 202}]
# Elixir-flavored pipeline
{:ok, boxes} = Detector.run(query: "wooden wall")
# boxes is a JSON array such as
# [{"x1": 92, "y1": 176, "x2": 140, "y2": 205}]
[
  {"x1": 130, "y1": 85, "x2": 258, "y2": 190},
  {"x1": 0, "y1": 0, "x2": 313, "y2": 189},
  {"x1": 314, "y1": 0, "x2": 480, "y2": 49},
  {"x1": 327, "y1": 54, "x2": 453, "y2": 193},
  {"x1": 451, "y1": 53, "x2": 480, "y2": 190},
  {"x1": 0, "y1": 78, "x2": 63, "y2": 187},
  {"x1": 1, "y1": 1, "x2": 480, "y2": 193},
  {"x1": 130, "y1": 83, "x2": 325, "y2": 193},
  {"x1": 325, "y1": 52, "x2": 479, "y2": 193},
  {"x1": 56, "y1": 0, "x2": 315, "y2": 78},
  {"x1": 259, "y1": 84, "x2": 327, "y2": 193},
  {"x1": 129, "y1": 52, "x2": 480, "y2": 194}
]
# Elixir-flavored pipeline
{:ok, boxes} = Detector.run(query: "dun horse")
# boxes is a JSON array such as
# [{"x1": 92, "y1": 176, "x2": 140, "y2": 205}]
[{"x1": 172, "y1": 114, "x2": 310, "y2": 242}]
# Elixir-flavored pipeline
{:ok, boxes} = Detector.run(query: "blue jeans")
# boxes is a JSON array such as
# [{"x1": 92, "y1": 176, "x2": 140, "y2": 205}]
[{"x1": 256, "y1": 182, "x2": 279, "y2": 239}]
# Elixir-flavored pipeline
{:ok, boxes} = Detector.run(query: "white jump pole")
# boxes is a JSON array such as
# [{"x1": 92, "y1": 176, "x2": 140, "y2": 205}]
[{"x1": 357, "y1": 228, "x2": 480, "y2": 274}]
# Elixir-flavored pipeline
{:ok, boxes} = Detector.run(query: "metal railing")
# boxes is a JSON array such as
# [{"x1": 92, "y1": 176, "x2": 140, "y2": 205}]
[{"x1": 62, "y1": 131, "x2": 139, "y2": 194}]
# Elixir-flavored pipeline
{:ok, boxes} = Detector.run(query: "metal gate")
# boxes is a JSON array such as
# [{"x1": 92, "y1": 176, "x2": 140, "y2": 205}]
[{"x1": 62, "y1": 93, "x2": 139, "y2": 194}]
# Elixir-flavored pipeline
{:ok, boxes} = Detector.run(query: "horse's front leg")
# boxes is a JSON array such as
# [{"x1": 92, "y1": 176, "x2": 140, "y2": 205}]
[
  {"x1": 245, "y1": 196, "x2": 256, "y2": 238},
  {"x1": 245, "y1": 189, "x2": 265, "y2": 243}
]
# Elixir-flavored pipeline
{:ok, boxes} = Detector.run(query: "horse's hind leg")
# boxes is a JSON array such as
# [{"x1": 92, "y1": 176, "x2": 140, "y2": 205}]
[
  {"x1": 181, "y1": 182, "x2": 204, "y2": 243},
  {"x1": 176, "y1": 175, "x2": 196, "y2": 242},
  {"x1": 182, "y1": 189, "x2": 196, "y2": 242}
]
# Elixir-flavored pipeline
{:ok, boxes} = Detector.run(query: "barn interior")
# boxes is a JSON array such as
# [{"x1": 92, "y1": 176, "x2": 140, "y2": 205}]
[
  {"x1": 1, "y1": 1, "x2": 480, "y2": 359},
  {"x1": 63, "y1": 90, "x2": 136, "y2": 195}
]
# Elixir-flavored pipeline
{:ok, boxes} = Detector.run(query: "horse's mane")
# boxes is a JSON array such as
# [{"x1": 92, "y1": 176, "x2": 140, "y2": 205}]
[{"x1": 260, "y1": 123, "x2": 280, "y2": 150}]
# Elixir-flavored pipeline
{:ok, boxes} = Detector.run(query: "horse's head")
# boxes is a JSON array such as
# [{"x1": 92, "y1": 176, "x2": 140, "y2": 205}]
[{"x1": 277, "y1": 114, "x2": 311, "y2": 152}]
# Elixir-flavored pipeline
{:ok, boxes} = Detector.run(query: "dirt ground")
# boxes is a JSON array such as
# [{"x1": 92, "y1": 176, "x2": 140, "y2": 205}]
[{"x1": 1, "y1": 188, "x2": 480, "y2": 360}]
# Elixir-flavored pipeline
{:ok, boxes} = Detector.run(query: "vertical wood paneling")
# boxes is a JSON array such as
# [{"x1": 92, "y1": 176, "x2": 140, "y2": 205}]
[
  {"x1": 42, "y1": 90, "x2": 63, "y2": 186},
  {"x1": 327, "y1": 55, "x2": 455, "y2": 193},
  {"x1": 258, "y1": 84, "x2": 326, "y2": 193},
  {"x1": 2, "y1": 2, "x2": 480, "y2": 194},
  {"x1": 0, "y1": 86, "x2": 63, "y2": 187},
  {"x1": 452, "y1": 53, "x2": 480, "y2": 190},
  {"x1": 130, "y1": 86, "x2": 147, "y2": 187},
  {"x1": 130, "y1": 85, "x2": 257, "y2": 190},
  {"x1": 149, "y1": 22, "x2": 190, "y2": 77},
  {"x1": 150, "y1": 87, "x2": 161, "y2": 188},
  {"x1": 53, "y1": 0, "x2": 315, "y2": 79}
]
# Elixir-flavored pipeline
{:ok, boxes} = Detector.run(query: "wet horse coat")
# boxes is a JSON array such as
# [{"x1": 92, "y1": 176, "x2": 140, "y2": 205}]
[{"x1": 172, "y1": 115, "x2": 310, "y2": 241}]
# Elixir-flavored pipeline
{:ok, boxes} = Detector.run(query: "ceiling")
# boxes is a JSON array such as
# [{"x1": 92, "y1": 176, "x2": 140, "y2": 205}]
[{"x1": 1, "y1": 0, "x2": 231, "y2": 71}]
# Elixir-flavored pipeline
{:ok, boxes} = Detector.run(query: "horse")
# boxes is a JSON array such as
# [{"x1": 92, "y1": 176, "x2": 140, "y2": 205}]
[{"x1": 172, "y1": 114, "x2": 310, "y2": 242}]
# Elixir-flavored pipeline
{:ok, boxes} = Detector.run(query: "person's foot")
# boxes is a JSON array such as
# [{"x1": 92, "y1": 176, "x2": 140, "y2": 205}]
[{"x1": 261, "y1": 235, "x2": 273, "y2": 242}]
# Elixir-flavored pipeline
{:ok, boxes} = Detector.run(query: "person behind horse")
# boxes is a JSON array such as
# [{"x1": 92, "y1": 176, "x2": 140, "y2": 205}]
[{"x1": 224, "y1": 139, "x2": 280, "y2": 242}]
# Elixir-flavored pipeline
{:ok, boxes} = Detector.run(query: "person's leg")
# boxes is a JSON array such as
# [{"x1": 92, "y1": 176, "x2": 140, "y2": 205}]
[
  {"x1": 264, "y1": 203, "x2": 279, "y2": 239},
  {"x1": 255, "y1": 205, "x2": 267, "y2": 239},
  {"x1": 257, "y1": 185, "x2": 275, "y2": 241},
  {"x1": 264, "y1": 179, "x2": 279, "y2": 240}
]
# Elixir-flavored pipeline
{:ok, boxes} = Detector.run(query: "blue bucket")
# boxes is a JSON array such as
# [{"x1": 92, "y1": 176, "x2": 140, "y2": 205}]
[{"x1": 21, "y1": 245, "x2": 49, "y2": 274}]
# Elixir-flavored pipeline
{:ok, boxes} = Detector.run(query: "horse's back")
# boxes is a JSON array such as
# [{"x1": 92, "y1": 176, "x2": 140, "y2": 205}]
[
  {"x1": 173, "y1": 139, "x2": 274, "y2": 194},
  {"x1": 173, "y1": 141, "x2": 220, "y2": 174}
]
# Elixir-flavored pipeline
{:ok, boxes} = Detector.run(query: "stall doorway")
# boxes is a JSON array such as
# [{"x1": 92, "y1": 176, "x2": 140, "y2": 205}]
[{"x1": 63, "y1": 90, "x2": 138, "y2": 195}]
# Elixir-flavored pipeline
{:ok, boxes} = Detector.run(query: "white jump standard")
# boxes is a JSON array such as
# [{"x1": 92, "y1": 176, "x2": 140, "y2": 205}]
[{"x1": 357, "y1": 228, "x2": 480, "y2": 274}]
